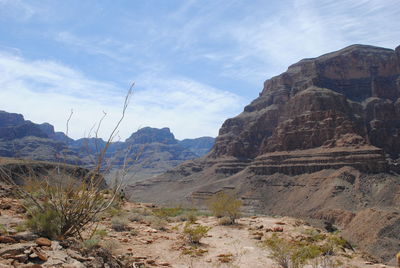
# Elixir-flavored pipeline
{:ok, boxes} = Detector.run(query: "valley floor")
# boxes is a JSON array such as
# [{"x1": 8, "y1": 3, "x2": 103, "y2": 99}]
[{"x1": 0, "y1": 190, "x2": 395, "y2": 267}]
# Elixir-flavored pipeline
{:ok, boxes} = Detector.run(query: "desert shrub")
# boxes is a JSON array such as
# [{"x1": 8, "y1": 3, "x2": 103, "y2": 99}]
[
  {"x1": 183, "y1": 223, "x2": 211, "y2": 244},
  {"x1": 128, "y1": 212, "x2": 144, "y2": 222},
  {"x1": 302, "y1": 229, "x2": 327, "y2": 243},
  {"x1": 264, "y1": 232, "x2": 349, "y2": 268},
  {"x1": 0, "y1": 87, "x2": 134, "y2": 240},
  {"x1": 82, "y1": 237, "x2": 100, "y2": 250},
  {"x1": 207, "y1": 191, "x2": 242, "y2": 224},
  {"x1": 102, "y1": 239, "x2": 120, "y2": 253},
  {"x1": 111, "y1": 216, "x2": 129, "y2": 232},
  {"x1": 147, "y1": 216, "x2": 167, "y2": 230},
  {"x1": 25, "y1": 203, "x2": 63, "y2": 239},
  {"x1": 218, "y1": 216, "x2": 234, "y2": 226},
  {"x1": 152, "y1": 207, "x2": 184, "y2": 219},
  {"x1": 186, "y1": 212, "x2": 198, "y2": 224}
]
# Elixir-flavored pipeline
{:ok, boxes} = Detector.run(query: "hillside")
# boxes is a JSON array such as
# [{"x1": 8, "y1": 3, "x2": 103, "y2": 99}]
[{"x1": 127, "y1": 44, "x2": 400, "y2": 264}]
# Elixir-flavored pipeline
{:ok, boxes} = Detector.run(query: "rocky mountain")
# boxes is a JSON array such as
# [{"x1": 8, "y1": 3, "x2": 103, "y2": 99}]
[
  {"x1": 127, "y1": 44, "x2": 400, "y2": 263},
  {"x1": 0, "y1": 111, "x2": 215, "y2": 181}
]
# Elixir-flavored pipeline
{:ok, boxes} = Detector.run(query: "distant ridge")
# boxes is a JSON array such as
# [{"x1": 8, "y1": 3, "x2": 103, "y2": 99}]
[{"x1": 0, "y1": 110, "x2": 215, "y2": 181}]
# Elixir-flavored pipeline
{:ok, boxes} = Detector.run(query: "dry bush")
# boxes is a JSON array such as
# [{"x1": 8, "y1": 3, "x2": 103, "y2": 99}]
[
  {"x1": 111, "y1": 216, "x2": 129, "y2": 232},
  {"x1": 207, "y1": 191, "x2": 242, "y2": 224},
  {"x1": 0, "y1": 85, "x2": 134, "y2": 240}
]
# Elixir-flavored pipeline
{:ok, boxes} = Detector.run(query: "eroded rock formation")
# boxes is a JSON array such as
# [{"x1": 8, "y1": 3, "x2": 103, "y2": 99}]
[{"x1": 127, "y1": 44, "x2": 400, "y2": 263}]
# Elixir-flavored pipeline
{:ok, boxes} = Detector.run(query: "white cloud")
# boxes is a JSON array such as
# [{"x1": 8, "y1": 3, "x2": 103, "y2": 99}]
[
  {"x1": 55, "y1": 32, "x2": 135, "y2": 62},
  {"x1": 193, "y1": 0, "x2": 400, "y2": 83},
  {"x1": 0, "y1": 51, "x2": 244, "y2": 140}
]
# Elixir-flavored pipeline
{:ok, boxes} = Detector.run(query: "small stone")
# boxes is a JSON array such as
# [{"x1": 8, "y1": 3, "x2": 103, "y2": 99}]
[
  {"x1": 23, "y1": 265, "x2": 43, "y2": 268},
  {"x1": 35, "y1": 237, "x2": 52, "y2": 247},
  {"x1": 0, "y1": 203, "x2": 11, "y2": 210},
  {"x1": 10, "y1": 253, "x2": 29, "y2": 262},
  {"x1": 146, "y1": 259, "x2": 156, "y2": 265},
  {"x1": 30, "y1": 248, "x2": 47, "y2": 261},
  {"x1": 0, "y1": 235, "x2": 17, "y2": 243},
  {"x1": 160, "y1": 262, "x2": 171, "y2": 266}
]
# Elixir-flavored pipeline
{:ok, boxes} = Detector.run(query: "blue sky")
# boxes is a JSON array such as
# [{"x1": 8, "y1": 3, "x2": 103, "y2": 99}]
[{"x1": 0, "y1": 0, "x2": 399, "y2": 140}]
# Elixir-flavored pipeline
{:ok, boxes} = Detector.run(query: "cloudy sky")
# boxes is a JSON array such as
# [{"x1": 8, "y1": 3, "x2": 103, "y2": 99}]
[{"x1": 0, "y1": 0, "x2": 399, "y2": 140}]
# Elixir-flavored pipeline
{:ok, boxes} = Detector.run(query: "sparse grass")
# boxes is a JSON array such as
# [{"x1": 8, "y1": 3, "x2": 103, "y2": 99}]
[
  {"x1": 111, "y1": 216, "x2": 129, "y2": 232},
  {"x1": 153, "y1": 207, "x2": 184, "y2": 218},
  {"x1": 107, "y1": 207, "x2": 124, "y2": 217},
  {"x1": 14, "y1": 223, "x2": 27, "y2": 232},
  {"x1": 181, "y1": 246, "x2": 208, "y2": 257},
  {"x1": 102, "y1": 239, "x2": 120, "y2": 253},
  {"x1": 150, "y1": 217, "x2": 168, "y2": 231},
  {"x1": 94, "y1": 229, "x2": 108, "y2": 238},
  {"x1": 0, "y1": 224, "x2": 8, "y2": 235},
  {"x1": 82, "y1": 237, "x2": 100, "y2": 250}
]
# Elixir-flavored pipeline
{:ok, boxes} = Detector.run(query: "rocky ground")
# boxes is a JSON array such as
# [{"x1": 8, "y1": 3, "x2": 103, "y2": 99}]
[{"x1": 0, "y1": 185, "x2": 395, "y2": 268}]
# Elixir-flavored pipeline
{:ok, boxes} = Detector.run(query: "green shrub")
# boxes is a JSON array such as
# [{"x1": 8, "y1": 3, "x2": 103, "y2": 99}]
[
  {"x1": 25, "y1": 204, "x2": 62, "y2": 239},
  {"x1": 207, "y1": 191, "x2": 242, "y2": 224},
  {"x1": 183, "y1": 223, "x2": 211, "y2": 244}
]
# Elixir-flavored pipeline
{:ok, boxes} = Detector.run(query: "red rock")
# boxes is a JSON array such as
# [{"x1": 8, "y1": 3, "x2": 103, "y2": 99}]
[
  {"x1": 146, "y1": 259, "x2": 156, "y2": 265},
  {"x1": 0, "y1": 236, "x2": 16, "y2": 243},
  {"x1": 35, "y1": 238, "x2": 52, "y2": 247}
]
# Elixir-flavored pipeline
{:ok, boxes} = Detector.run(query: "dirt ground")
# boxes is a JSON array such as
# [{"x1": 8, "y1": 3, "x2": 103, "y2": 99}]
[{"x1": 0, "y1": 192, "x2": 395, "y2": 268}]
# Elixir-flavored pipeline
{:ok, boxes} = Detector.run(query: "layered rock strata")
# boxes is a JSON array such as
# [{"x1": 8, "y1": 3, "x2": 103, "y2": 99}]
[{"x1": 128, "y1": 44, "x2": 400, "y2": 263}]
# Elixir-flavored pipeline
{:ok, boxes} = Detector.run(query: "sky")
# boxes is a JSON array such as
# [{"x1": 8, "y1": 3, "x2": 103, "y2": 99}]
[{"x1": 0, "y1": 0, "x2": 399, "y2": 140}]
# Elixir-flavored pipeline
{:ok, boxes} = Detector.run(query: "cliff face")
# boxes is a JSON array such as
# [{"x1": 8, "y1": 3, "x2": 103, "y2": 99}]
[
  {"x1": 213, "y1": 45, "x2": 400, "y2": 161},
  {"x1": 127, "y1": 44, "x2": 400, "y2": 263},
  {"x1": 207, "y1": 45, "x2": 400, "y2": 177}
]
